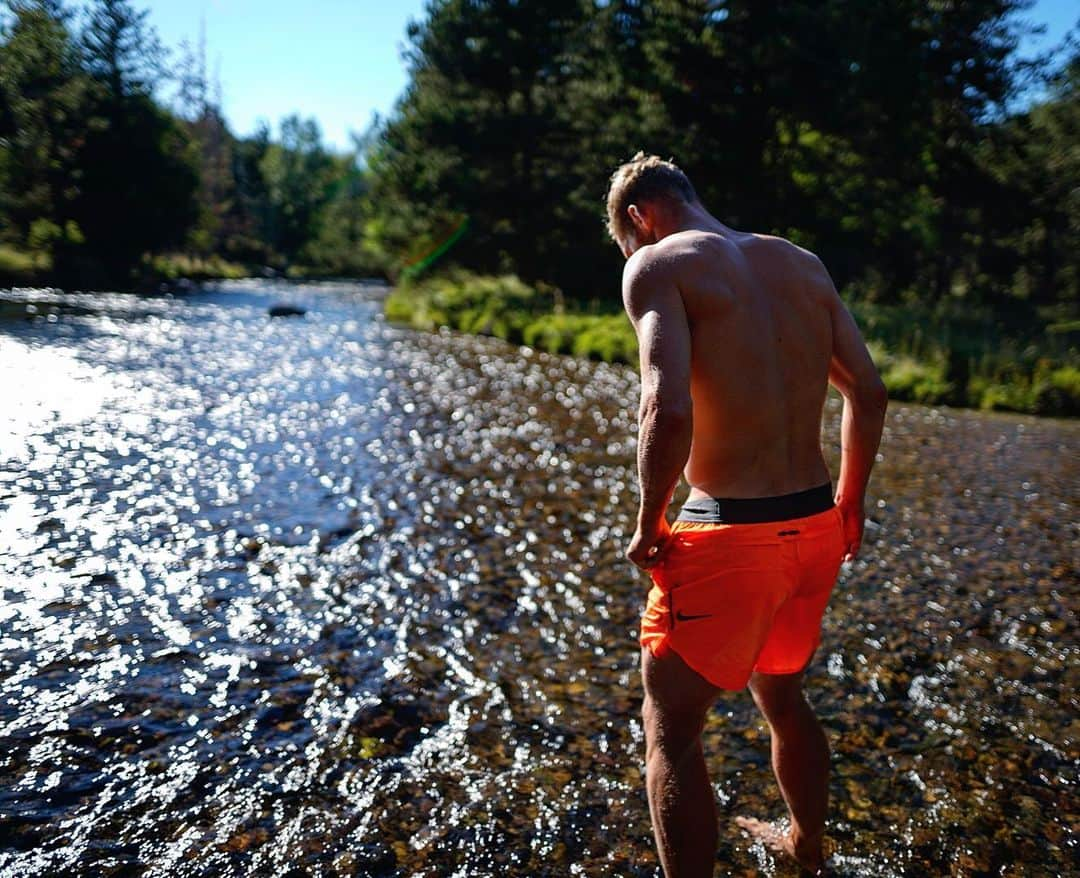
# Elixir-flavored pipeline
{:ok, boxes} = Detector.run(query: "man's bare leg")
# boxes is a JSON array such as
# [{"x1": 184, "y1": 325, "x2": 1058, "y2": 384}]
[
  {"x1": 641, "y1": 644, "x2": 723, "y2": 878},
  {"x1": 736, "y1": 669, "x2": 829, "y2": 875}
]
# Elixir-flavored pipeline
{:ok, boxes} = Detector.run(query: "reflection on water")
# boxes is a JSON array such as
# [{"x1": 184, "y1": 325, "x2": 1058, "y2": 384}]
[{"x1": 0, "y1": 281, "x2": 1076, "y2": 877}]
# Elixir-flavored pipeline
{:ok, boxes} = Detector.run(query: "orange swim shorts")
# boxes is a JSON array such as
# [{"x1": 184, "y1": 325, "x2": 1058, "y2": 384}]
[{"x1": 640, "y1": 489, "x2": 846, "y2": 690}]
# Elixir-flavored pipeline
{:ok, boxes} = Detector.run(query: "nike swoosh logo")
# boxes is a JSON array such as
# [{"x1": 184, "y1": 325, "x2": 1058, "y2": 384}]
[{"x1": 676, "y1": 611, "x2": 713, "y2": 622}]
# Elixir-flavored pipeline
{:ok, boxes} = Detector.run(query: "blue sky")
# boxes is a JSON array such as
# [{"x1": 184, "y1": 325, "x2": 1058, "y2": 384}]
[
  {"x1": 144, "y1": 0, "x2": 427, "y2": 151},
  {"x1": 142, "y1": 0, "x2": 1077, "y2": 153}
]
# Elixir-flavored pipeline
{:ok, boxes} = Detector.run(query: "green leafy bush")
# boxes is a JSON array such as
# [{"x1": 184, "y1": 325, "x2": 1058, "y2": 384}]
[
  {"x1": 386, "y1": 271, "x2": 544, "y2": 336},
  {"x1": 150, "y1": 253, "x2": 248, "y2": 281},
  {"x1": 522, "y1": 313, "x2": 596, "y2": 354},
  {"x1": 1032, "y1": 366, "x2": 1080, "y2": 417},
  {"x1": 880, "y1": 355, "x2": 954, "y2": 404},
  {"x1": 384, "y1": 272, "x2": 639, "y2": 365},
  {"x1": 0, "y1": 244, "x2": 48, "y2": 280},
  {"x1": 975, "y1": 381, "x2": 1033, "y2": 412},
  {"x1": 571, "y1": 315, "x2": 638, "y2": 364}
]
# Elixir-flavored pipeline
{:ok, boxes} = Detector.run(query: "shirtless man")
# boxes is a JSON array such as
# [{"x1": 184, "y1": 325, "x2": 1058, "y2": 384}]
[{"x1": 606, "y1": 153, "x2": 888, "y2": 877}]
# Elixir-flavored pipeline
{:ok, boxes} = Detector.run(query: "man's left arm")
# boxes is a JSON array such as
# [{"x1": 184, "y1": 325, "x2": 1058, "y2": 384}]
[{"x1": 622, "y1": 251, "x2": 693, "y2": 569}]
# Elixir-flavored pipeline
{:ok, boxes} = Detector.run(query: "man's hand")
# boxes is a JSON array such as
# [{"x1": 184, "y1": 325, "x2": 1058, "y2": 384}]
[
  {"x1": 627, "y1": 517, "x2": 673, "y2": 571},
  {"x1": 836, "y1": 495, "x2": 865, "y2": 563}
]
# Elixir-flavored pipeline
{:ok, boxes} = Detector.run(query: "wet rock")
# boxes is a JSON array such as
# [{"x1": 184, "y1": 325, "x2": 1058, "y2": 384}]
[{"x1": 268, "y1": 304, "x2": 306, "y2": 317}]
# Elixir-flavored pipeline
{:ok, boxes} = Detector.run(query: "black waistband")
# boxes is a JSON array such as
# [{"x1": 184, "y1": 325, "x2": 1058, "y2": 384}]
[{"x1": 676, "y1": 481, "x2": 834, "y2": 524}]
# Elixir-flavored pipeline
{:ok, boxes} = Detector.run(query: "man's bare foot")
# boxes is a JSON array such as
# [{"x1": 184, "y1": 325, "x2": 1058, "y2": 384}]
[{"x1": 735, "y1": 816, "x2": 826, "y2": 876}]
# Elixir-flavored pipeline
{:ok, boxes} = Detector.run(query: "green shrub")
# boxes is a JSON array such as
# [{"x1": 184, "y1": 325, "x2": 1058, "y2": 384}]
[
  {"x1": 383, "y1": 290, "x2": 415, "y2": 324},
  {"x1": 880, "y1": 355, "x2": 954, "y2": 404},
  {"x1": 1032, "y1": 366, "x2": 1080, "y2": 417},
  {"x1": 572, "y1": 315, "x2": 638, "y2": 364},
  {"x1": 419, "y1": 270, "x2": 539, "y2": 313},
  {"x1": 522, "y1": 313, "x2": 595, "y2": 354},
  {"x1": 27, "y1": 219, "x2": 61, "y2": 251},
  {"x1": 384, "y1": 272, "x2": 639, "y2": 365},
  {"x1": 977, "y1": 382, "x2": 1034, "y2": 413},
  {"x1": 150, "y1": 253, "x2": 248, "y2": 281},
  {"x1": 0, "y1": 244, "x2": 47, "y2": 280},
  {"x1": 1046, "y1": 319, "x2": 1080, "y2": 336},
  {"x1": 386, "y1": 271, "x2": 545, "y2": 340}
]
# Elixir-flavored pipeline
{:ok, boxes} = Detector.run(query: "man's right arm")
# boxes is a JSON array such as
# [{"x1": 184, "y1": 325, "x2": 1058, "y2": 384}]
[{"x1": 818, "y1": 261, "x2": 888, "y2": 562}]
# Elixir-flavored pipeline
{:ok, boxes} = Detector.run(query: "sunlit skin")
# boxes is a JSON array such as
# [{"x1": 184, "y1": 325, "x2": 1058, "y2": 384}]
[{"x1": 617, "y1": 193, "x2": 888, "y2": 876}]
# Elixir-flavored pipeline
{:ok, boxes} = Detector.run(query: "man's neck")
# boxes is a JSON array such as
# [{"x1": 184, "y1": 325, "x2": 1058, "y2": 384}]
[{"x1": 660, "y1": 202, "x2": 734, "y2": 239}]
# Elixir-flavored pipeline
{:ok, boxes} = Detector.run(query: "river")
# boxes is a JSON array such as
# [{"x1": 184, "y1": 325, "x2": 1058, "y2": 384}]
[{"x1": 0, "y1": 280, "x2": 1075, "y2": 877}]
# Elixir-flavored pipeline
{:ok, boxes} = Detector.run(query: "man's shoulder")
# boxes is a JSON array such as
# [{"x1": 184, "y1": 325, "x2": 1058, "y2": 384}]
[
  {"x1": 622, "y1": 240, "x2": 680, "y2": 289},
  {"x1": 621, "y1": 247, "x2": 677, "y2": 322},
  {"x1": 658, "y1": 229, "x2": 821, "y2": 268},
  {"x1": 745, "y1": 234, "x2": 834, "y2": 297},
  {"x1": 747, "y1": 232, "x2": 821, "y2": 266},
  {"x1": 629, "y1": 232, "x2": 731, "y2": 280}
]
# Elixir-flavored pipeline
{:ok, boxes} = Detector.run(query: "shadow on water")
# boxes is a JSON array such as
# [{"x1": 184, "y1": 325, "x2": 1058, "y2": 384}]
[{"x1": 0, "y1": 280, "x2": 1076, "y2": 876}]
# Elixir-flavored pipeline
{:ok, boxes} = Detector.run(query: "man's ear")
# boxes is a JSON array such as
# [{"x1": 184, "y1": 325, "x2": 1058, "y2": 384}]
[{"x1": 627, "y1": 203, "x2": 645, "y2": 232}]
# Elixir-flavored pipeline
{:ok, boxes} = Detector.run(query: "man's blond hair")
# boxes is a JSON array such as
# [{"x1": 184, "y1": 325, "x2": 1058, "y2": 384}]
[{"x1": 605, "y1": 152, "x2": 698, "y2": 243}]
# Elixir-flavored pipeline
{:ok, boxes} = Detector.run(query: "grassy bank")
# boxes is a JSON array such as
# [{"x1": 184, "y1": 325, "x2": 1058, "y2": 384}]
[
  {"x1": 0, "y1": 244, "x2": 253, "y2": 289},
  {"x1": 384, "y1": 272, "x2": 1080, "y2": 418},
  {"x1": 147, "y1": 253, "x2": 251, "y2": 282},
  {"x1": 852, "y1": 300, "x2": 1080, "y2": 416},
  {"x1": 385, "y1": 272, "x2": 638, "y2": 364},
  {"x1": 1, "y1": 245, "x2": 388, "y2": 289}
]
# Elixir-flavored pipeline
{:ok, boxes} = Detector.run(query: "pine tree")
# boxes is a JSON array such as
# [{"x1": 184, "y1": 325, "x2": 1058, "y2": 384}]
[
  {"x1": 73, "y1": 0, "x2": 197, "y2": 282},
  {"x1": 0, "y1": 0, "x2": 91, "y2": 263}
]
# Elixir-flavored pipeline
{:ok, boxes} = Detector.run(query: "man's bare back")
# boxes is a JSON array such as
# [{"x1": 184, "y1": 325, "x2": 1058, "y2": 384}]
[
  {"x1": 605, "y1": 152, "x2": 888, "y2": 878},
  {"x1": 619, "y1": 209, "x2": 884, "y2": 566},
  {"x1": 637, "y1": 227, "x2": 835, "y2": 501}
]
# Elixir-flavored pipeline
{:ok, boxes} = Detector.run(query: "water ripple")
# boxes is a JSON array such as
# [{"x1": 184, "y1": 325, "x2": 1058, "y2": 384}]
[{"x1": 0, "y1": 280, "x2": 1076, "y2": 876}]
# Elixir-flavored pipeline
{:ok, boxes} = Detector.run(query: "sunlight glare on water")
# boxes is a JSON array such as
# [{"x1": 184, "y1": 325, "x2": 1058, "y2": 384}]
[
  {"x1": 0, "y1": 339, "x2": 134, "y2": 462},
  {"x1": 0, "y1": 281, "x2": 1076, "y2": 877}
]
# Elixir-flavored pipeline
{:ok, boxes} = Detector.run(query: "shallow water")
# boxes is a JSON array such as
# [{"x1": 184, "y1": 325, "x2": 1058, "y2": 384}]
[{"x1": 0, "y1": 281, "x2": 1075, "y2": 877}]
